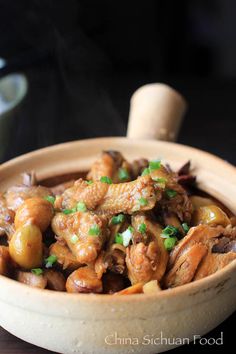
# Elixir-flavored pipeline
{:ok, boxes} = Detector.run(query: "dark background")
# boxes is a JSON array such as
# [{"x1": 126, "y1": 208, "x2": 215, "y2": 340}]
[
  {"x1": 0, "y1": 0, "x2": 235, "y2": 353},
  {"x1": 0, "y1": 0, "x2": 235, "y2": 163}
]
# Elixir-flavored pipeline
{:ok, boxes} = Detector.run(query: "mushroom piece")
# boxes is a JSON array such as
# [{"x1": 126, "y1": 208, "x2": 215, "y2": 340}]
[
  {"x1": 212, "y1": 237, "x2": 236, "y2": 253},
  {"x1": 163, "y1": 243, "x2": 208, "y2": 288},
  {"x1": 66, "y1": 266, "x2": 103, "y2": 293},
  {"x1": 167, "y1": 224, "x2": 225, "y2": 270},
  {"x1": 194, "y1": 252, "x2": 236, "y2": 280},
  {"x1": 44, "y1": 269, "x2": 66, "y2": 291},
  {"x1": 102, "y1": 272, "x2": 126, "y2": 294},
  {"x1": 16, "y1": 270, "x2": 47, "y2": 289},
  {"x1": 0, "y1": 246, "x2": 13, "y2": 276},
  {"x1": 164, "y1": 224, "x2": 236, "y2": 288}
]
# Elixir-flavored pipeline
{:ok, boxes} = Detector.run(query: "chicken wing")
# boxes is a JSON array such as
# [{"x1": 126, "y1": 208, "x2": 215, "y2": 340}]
[
  {"x1": 55, "y1": 175, "x2": 157, "y2": 215},
  {"x1": 127, "y1": 213, "x2": 168, "y2": 284},
  {"x1": 52, "y1": 211, "x2": 108, "y2": 265}
]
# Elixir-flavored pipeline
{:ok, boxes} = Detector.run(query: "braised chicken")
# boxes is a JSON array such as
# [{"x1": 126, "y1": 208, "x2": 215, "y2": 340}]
[{"x1": 0, "y1": 151, "x2": 235, "y2": 294}]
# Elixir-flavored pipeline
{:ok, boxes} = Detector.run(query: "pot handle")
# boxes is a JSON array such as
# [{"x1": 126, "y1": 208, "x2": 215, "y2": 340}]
[{"x1": 126, "y1": 83, "x2": 187, "y2": 142}]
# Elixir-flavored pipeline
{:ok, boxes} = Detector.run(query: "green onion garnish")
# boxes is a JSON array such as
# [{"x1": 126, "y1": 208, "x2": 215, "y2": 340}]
[
  {"x1": 88, "y1": 225, "x2": 100, "y2": 236},
  {"x1": 100, "y1": 176, "x2": 112, "y2": 184},
  {"x1": 165, "y1": 189, "x2": 177, "y2": 198},
  {"x1": 118, "y1": 168, "x2": 130, "y2": 181},
  {"x1": 182, "y1": 223, "x2": 190, "y2": 234},
  {"x1": 70, "y1": 234, "x2": 79, "y2": 244},
  {"x1": 122, "y1": 228, "x2": 133, "y2": 246},
  {"x1": 111, "y1": 214, "x2": 125, "y2": 225},
  {"x1": 152, "y1": 177, "x2": 167, "y2": 184},
  {"x1": 139, "y1": 197, "x2": 148, "y2": 206},
  {"x1": 128, "y1": 225, "x2": 134, "y2": 233},
  {"x1": 149, "y1": 160, "x2": 161, "y2": 171},
  {"x1": 115, "y1": 233, "x2": 123, "y2": 244},
  {"x1": 44, "y1": 195, "x2": 55, "y2": 205},
  {"x1": 63, "y1": 208, "x2": 76, "y2": 215},
  {"x1": 164, "y1": 236, "x2": 177, "y2": 251},
  {"x1": 141, "y1": 168, "x2": 150, "y2": 176},
  {"x1": 138, "y1": 223, "x2": 147, "y2": 234},
  {"x1": 45, "y1": 255, "x2": 57, "y2": 268},
  {"x1": 77, "y1": 201, "x2": 87, "y2": 212},
  {"x1": 86, "y1": 180, "x2": 93, "y2": 185},
  {"x1": 161, "y1": 225, "x2": 179, "y2": 238},
  {"x1": 31, "y1": 268, "x2": 43, "y2": 276}
]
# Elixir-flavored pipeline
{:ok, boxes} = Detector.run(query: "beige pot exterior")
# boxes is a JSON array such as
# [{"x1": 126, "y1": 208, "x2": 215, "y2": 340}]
[{"x1": 0, "y1": 137, "x2": 236, "y2": 354}]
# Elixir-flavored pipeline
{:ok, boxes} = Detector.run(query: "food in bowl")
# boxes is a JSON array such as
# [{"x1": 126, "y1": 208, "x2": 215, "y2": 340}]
[{"x1": 0, "y1": 150, "x2": 235, "y2": 294}]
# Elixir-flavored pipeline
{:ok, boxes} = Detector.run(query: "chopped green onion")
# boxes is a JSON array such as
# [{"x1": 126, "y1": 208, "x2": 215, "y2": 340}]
[
  {"x1": 161, "y1": 225, "x2": 179, "y2": 238},
  {"x1": 31, "y1": 268, "x2": 43, "y2": 276},
  {"x1": 152, "y1": 177, "x2": 167, "y2": 184},
  {"x1": 164, "y1": 236, "x2": 178, "y2": 251},
  {"x1": 128, "y1": 225, "x2": 134, "y2": 233},
  {"x1": 141, "y1": 168, "x2": 150, "y2": 176},
  {"x1": 118, "y1": 168, "x2": 130, "y2": 181},
  {"x1": 100, "y1": 176, "x2": 112, "y2": 184},
  {"x1": 86, "y1": 180, "x2": 93, "y2": 185},
  {"x1": 88, "y1": 224, "x2": 100, "y2": 236},
  {"x1": 63, "y1": 208, "x2": 76, "y2": 215},
  {"x1": 138, "y1": 223, "x2": 147, "y2": 234},
  {"x1": 111, "y1": 214, "x2": 125, "y2": 225},
  {"x1": 45, "y1": 255, "x2": 57, "y2": 268},
  {"x1": 149, "y1": 160, "x2": 161, "y2": 171},
  {"x1": 182, "y1": 223, "x2": 190, "y2": 234},
  {"x1": 139, "y1": 197, "x2": 148, "y2": 206},
  {"x1": 115, "y1": 227, "x2": 134, "y2": 247},
  {"x1": 77, "y1": 201, "x2": 87, "y2": 212},
  {"x1": 70, "y1": 234, "x2": 79, "y2": 244},
  {"x1": 165, "y1": 189, "x2": 177, "y2": 198},
  {"x1": 122, "y1": 228, "x2": 133, "y2": 247},
  {"x1": 44, "y1": 195, "x2": 55, "y2": 205},
  {"x1": 115, "y1": 233, "x2": 123, "y2": 244}
]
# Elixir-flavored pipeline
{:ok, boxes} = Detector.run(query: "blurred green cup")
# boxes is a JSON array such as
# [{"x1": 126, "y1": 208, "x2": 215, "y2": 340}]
[{"x1": 0, "y1": 60, "x2": 28, "y2": 161}]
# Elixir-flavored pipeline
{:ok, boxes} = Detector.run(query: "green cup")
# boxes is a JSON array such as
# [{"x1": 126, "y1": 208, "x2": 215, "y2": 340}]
[{"x1": 0, "y1": 72, "x2": 28, "y2": 161}]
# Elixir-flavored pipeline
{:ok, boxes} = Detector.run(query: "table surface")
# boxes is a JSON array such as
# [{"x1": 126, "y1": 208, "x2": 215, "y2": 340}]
[{"x1": 0, "y1": 74, "x2": 235, "y2": 353}]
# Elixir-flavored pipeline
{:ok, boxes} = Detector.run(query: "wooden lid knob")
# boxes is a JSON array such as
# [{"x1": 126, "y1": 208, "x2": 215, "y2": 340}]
[{"x1": 127, "y1": 83, "x2": 187, "y2": 142}]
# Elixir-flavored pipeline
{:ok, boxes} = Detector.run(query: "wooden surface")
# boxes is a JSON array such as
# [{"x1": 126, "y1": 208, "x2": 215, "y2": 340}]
[{"x1": 0, "y1": 327, "x2": 55, "y2": 353}]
